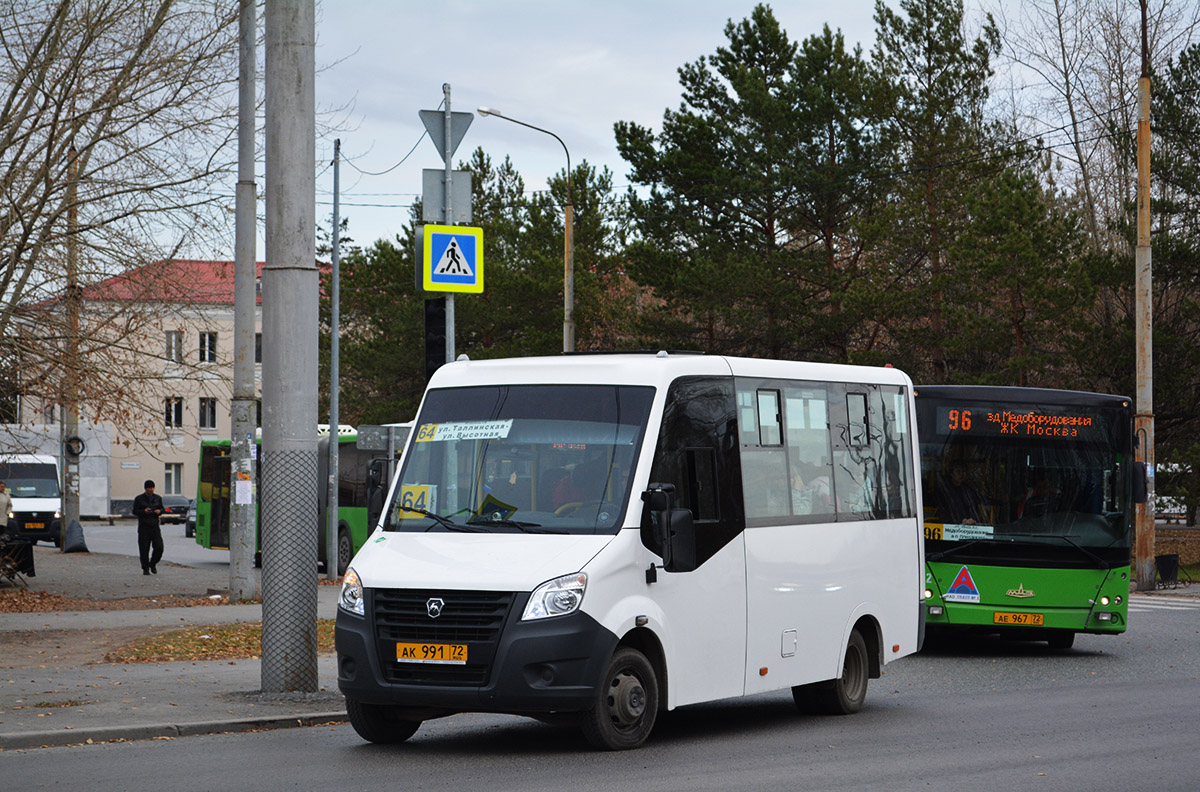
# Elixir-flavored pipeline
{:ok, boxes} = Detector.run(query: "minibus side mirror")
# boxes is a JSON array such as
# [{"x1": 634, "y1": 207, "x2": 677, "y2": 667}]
[
  {"x1": 1131, "y1": 462, "x2": 1148, "y2": 504},
  {"x1": 661, "y1": 508, "x2": 696, "y2": 573},
  {"x1": 641, "y1": 483, "x2": 697, "y2": 574}
]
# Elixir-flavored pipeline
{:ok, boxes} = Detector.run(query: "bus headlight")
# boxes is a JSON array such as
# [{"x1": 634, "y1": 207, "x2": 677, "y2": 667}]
[
  {"x1": 924, "y1": 589, "x2": 934, "y2": 599},
  {"x1": 523, "y1": 573, "x2": 587, "y2": 621},
  {"x1": 339, "y1": 567, "x2": 364, "y2": 616},
  {"x1": 1100, "y1": 596, "x2": 1110, "y2": 606}
]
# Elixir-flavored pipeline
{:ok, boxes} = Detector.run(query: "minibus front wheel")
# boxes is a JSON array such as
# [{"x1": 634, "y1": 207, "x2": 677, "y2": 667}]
[
  {"x1": 581, "y1": 646, "x2": 659, "y2": 750},
  {"x1": 346, "y1": 697, "x2": 421, "y2": 744}
]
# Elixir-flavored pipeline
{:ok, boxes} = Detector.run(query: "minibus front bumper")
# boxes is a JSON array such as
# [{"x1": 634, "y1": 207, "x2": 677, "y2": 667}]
[{"x1": 335, "y1": 589, "x2": 618, "y2": 716}]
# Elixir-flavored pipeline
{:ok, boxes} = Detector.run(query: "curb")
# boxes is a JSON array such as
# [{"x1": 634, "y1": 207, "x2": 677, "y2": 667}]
[{"x1": 0, "y1": 711, "x2": 347, "y2": 751}]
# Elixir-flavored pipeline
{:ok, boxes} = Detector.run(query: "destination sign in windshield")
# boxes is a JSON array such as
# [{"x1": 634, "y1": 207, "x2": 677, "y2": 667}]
[{"x1": 933, "y1": 404, "x2": 1107, "y2": 440}]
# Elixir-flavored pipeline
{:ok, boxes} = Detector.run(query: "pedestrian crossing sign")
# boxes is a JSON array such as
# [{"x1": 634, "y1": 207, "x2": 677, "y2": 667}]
[{"x1": 423, "y1": 224, "x2": 484, "y2": 293}]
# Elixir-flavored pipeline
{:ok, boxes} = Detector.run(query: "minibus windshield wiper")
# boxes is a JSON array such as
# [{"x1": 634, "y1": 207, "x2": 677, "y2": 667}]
[
  {"x1": 400, "y1": 507, "x2": 484, "y2": 533},
  {"x1": 465, "y1": 517, "x2": 563, "y2": 534}
]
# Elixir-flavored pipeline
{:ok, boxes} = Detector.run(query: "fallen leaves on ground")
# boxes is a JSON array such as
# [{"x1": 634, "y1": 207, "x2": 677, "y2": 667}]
[
  {"x1": 0, "y1": 589, "x2": 233, "y2": 613},
  {"x1": 104, "y1": 619, "x2": 336, "y2": 663}
]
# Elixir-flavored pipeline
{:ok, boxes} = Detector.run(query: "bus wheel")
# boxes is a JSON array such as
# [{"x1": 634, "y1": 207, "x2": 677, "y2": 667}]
[
  {"x1": 1047, "y1": 631, "x2": 1075, "y2": 651},
  {"x1": 581, "y1": 647, "x2": 658, "y2": 750},
  {"x1": 336, "y1": 527, "x2": 353, "y2": 577},
  {"x1": 345, "y1": 697, "x2": 421, "y2": 744},
  {"x1": 793, "y1": 629, "x2": 868, "y2": 716}
]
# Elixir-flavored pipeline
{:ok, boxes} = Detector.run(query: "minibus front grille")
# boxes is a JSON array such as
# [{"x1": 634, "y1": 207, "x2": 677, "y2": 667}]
[{"x1": 372, "y1": 589, "x2": 514, "y2": 687}]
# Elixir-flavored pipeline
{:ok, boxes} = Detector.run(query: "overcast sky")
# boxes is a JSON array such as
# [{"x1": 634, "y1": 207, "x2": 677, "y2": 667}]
[{"x1": 310, "y1": 0, "x2": 888, "y2": 250}]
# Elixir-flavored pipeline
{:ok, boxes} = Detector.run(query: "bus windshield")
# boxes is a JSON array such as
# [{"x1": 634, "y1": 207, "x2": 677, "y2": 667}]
[
  {"x1": 386, "y1": 384, "x2": 655, "y2": 535},
  {"x1": 917, "y1": 393, "x2": 1133, "y2": 566}
]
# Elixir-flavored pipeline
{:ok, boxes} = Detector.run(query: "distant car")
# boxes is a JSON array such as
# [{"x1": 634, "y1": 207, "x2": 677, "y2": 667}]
[{"x1": 159, "y1": 495, "x2": 192, "y2": 525}]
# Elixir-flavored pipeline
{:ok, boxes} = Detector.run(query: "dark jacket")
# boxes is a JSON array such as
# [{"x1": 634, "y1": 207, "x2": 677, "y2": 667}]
[{"x1": 132, "y1": 492, "x2": 164, "y2": 531}]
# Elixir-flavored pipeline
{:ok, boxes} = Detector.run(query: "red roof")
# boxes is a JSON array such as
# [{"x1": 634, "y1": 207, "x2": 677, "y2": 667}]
[{"x1": 79, "y1": 259, "x2": 267, "y2": 305}]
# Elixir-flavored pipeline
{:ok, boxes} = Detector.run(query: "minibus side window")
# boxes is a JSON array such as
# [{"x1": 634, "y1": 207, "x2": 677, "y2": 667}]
[
  {"x1": 643, "y1": 377, "x2": 744, "y2": 566},
  {"x1": 829, "y1": 384, "x2": 915, "y2": 520}
]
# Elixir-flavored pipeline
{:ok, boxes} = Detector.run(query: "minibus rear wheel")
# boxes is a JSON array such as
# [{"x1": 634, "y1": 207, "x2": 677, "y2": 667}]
[
  {"x1": 346, "y1": 697, "x2": 421, "y2": 744},
  {"x1": 581, "y1": 646, "x2": 659, "y2": 750},
  {"x1": 792, "y1": 628, "x2": 868, "y2": 716}
]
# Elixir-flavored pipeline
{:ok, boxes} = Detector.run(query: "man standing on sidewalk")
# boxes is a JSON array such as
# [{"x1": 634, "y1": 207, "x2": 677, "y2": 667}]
[{"x1": 132, "y1": 479, "x2": 164, "y2": 575}]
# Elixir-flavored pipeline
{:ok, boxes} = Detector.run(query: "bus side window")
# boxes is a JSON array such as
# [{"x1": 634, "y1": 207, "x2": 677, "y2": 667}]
[{"x1": 644, "y1": 377, "x2": 744, "y2": 566}]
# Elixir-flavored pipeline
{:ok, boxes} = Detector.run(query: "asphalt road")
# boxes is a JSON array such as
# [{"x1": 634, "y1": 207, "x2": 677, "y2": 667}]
[
  {"x1": 6, "y1": 596, "x2": 1199, "y2": 791},
  {"x1": 79, "y1": 519, "x2": 229, "y2": 570}
]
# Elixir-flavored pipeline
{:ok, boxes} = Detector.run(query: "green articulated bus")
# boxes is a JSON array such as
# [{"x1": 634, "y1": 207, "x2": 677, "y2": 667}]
[
  {"x1": 193, "y1": 427, "x2": 408, "y2": 575},
  {"x1": 915, "y1": 385, "x2": 1144, "y2": 650}
]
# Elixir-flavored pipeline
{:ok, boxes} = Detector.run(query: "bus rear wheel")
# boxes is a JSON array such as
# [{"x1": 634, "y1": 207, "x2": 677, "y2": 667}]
[
  {"x1": 581, "y1": 647, "x2": 659, "y2": 750},
  {"x1": 345, "y1": 697, "x2": 421, "y2": 744},
  {"x1": 793, "y1": 628, "x2": 868, "y2": 716}
]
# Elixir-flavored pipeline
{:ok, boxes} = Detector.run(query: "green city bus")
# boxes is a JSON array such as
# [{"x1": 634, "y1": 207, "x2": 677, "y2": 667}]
[
  {"x1": 915, "y1": 386, "x2": 1144, "y2": 650},
  {"x1": 193, "y1": 427, "x2": 408, "y2": 575}
]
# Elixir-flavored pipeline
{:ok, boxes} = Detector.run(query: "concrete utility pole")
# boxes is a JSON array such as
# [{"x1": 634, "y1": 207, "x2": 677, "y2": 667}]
[
  {"x1": 1133, "y1": 0, "x2": 1156, "y2": 593},
  {"x1": 325, "y1": 138, "x2": 340, "y2": 581},
  {"x1": 230, "y1": 0, "x2": 259, "y2": 602},
  {"x1": 262, "y1": 0, "x2": 318, "y2": 693},
  {"x1": 61, "y1": 142, "x2": 80, "y2": 547}
]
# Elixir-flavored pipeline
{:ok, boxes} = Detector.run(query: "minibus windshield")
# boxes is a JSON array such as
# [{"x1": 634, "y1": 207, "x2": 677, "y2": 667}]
[{"x1": 385, "y1": 384, "x2": 655, "y2": 535}]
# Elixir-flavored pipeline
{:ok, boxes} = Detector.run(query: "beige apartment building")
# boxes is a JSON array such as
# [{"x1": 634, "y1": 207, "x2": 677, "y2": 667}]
[{"x1": 16, "y1": 259, "x2": 263, "y2": 513}]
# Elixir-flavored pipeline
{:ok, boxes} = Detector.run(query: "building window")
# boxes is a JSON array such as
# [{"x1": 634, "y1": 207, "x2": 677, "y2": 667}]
[
  {"x1": 199, "y1": 397, "x2": 217, "y2": 430},
  {"x1": 165, "y1": 396, "x2": 183, "y2": 428},
  {"x1": 165, "y1": 331, "x2": 183, "y2": 363},
  {"x1": 199, "y1": 331, "x2": 217, "y2": 363},
  {"x1": 255, "y1": 332, "x2": 262, "y2": 364},
  {"x1": 164, "y1": 463, "x2": 183, "y2": 495}
]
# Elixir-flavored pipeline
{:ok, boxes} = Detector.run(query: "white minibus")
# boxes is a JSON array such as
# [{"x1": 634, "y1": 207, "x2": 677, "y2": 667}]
[{"x1": 335, "y1": 352, "x2": 924, "y2": 749}]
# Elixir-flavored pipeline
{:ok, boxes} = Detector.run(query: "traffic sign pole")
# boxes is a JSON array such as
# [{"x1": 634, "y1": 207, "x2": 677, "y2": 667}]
[{"x1": 443, "y1": 83, "x2": 455, "y2": 363}]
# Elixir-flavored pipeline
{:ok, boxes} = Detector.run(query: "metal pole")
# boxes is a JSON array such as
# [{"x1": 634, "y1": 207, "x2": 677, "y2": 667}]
[
  {"x1": 262, "y1": 0, "x2": 318, "y2": 693},
  {"x1": 1133, "y1": 0, "x2": 1155, "y2": 593},
  {"x1": 443, "y1": 83, "x2": 455, "y2": 363},
  {"x1": 564, "y1": 191, "x2": 575, "y2": 353},
  {"x1": 474, "y1": 108, "x2": 573, "y2": 352},
  {"x1": 62, "y1": 142, "x2": 80, "y2": 546},
  {"x1": 325, "y1": 139, "x2": 341, "y2": 581},
  {"x1": 230, "y1": 0, "x2": 259, "y2": 602}
]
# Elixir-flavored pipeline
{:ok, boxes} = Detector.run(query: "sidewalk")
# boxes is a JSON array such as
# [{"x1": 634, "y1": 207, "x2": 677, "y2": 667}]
[{"x1": 1, "y1": 546, "x2": 346, "y2": 751}]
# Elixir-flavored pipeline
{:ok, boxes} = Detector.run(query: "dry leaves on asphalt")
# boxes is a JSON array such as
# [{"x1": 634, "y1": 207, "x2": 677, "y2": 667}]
[{"x1": 104, "y1": 619, "x2": 336, "y2": 663}]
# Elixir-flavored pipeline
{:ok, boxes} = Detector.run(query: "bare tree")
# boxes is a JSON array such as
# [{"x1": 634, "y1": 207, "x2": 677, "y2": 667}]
[
  {"x1": 992, "y1": 0, "x2": 1200, "y2": 248},
  {"x1": 0, "y1": 0, "x2": 241, "y2": 443}
]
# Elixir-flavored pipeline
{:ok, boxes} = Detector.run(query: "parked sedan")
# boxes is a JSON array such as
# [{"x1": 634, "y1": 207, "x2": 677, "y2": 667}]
[{"x1": 159, "y1": 495, "x2": 192, "y2": 525}]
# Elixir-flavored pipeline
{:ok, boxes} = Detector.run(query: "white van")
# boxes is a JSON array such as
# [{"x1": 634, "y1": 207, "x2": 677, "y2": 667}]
[
  {"x1": 335, "y1": 353, "x2": 925, "y2": 749},
  {"x1": 0, "y1": 453, "x2": 63, "y2": 545}
]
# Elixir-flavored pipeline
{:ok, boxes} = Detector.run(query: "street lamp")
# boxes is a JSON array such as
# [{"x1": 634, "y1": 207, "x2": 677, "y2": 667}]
[{"x1": 477, "y1": 107, "x2": 574, "y2": 352}]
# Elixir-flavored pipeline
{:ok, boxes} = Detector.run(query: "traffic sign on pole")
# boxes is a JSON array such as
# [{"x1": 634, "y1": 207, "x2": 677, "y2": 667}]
[
  {"x1": 419, "y1": 110, "x2": 473, "y2": 164},
  {"x1": 423, "y1": 224, "x2": 483, "y2": 293}
]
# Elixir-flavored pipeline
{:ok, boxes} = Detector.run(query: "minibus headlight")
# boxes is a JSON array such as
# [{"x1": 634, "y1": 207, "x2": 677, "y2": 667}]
[
  {"x1": 523, "y1": 573, "x2": 587, "y2": 621},
  {"x1": 339, "y1": 567, "x2": 364, "y2": 616}
]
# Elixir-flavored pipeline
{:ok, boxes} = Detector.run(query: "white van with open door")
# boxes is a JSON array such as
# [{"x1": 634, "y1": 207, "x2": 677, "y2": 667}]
[{"x1": 335, "y1": 352, "x2": 924, "y2": 749}]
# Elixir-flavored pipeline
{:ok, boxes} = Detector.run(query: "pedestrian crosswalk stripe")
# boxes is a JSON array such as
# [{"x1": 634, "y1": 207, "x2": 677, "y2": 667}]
[{"x1": 1128, "y1": 597, "x2": 1200, "y2": 611}]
